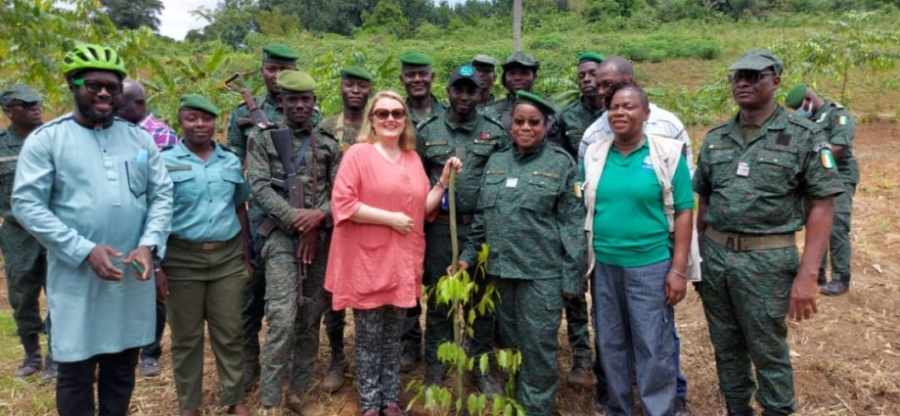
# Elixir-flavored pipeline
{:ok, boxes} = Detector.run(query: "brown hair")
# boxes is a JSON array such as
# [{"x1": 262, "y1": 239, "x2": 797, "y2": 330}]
[{"x1": 356, "y1": 90, "x2": 416, "y2": 151}]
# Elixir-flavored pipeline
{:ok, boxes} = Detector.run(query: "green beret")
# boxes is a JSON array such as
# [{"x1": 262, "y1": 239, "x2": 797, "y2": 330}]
[
  {"x1": 502, "y1": 52, "x2": 540, "y2": 70},
  {"x1": 729, "y1": 49, "x2": 784, "y2": 76},
  {"x1": 514, "y1": 90, "x2": 557, "y2": 117},
  {"x1": 784, "y1": 83, "x2": 808, "y2": 109},
  {"x1": 577, "y1": 52, "x2": 606, "y2": 65},
  {"x1": 0, "y1": 85, "x2": 41, "y2": 108},
  {"x1": 341, "y1": 66, "x2": 373, "y2": 82},
  {"x1": 471, "y1": 54, "x2": 497, "y2": 67},
  {"x1": 399, "y1": 51, "x2": 432, "y2": 67},
  {"x1": 262, "y1": 44, "x2": 300, "y2": 65},
  {"x1": 179, "y1": 94, "x2": 220, "y2": 117},
  {"x1": 276, "y1": 70, "x2": 316, "y2": 93}
]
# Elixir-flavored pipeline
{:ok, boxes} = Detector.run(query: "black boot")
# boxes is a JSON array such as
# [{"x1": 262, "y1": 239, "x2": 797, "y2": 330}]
[
  {"x1": 726, "y1": 402, "x2": 755, "y2": 416},
  {"x1": 821, "y1": 273, "x2": 850, "y2": 296},
  {"x1": 40, "y1": 353, "x2": 58, "y2": 382},
  {"x1": 817, "y1": 269, "x2": 827, "y2": 286},
  {"x1": 471, "y1": 367, "x2": 503, "y2": 396},
  {"x1": 15, "y1": 334, "x2": 42, "y2": 378}
]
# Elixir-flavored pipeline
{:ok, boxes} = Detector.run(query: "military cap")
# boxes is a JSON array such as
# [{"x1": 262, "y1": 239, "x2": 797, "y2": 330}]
[
  {"x1": 399, "y1": 51, "x2": 433, "y2": 67},
  {"x1": 262, "y1": 44, "x2": 300, "y2": 65},
  {"x1": 514, "y1": 90, "x2": 557, "y2": 117},
  {"x1": 729, "y1": 49, "x2": 784, "y2": 76},
  {"x1": 0, "y1": 85, "x2": 41, "y2": 108},
  {"x1": 577, "y1": 52, "x2": 606, "y2": 65},
  {"x1": 341, "y1": 66, "x2": 373, "y2": 82},
  {"x1": 179, "y1": 94, "x2": 220, "y2": 117},
  {"x1": 276, "y1": 70, "x2": 316, "y2": 92},
  {"x1": 448, "y1": 65, "x2": 482, "y2": 88},
  {"x1": 784, "y1": 83, "x2": 809, "y2": 109},
  {"x1": 502, "y1": 52, "x2": 540, "y2": 70},
  {"x1": 471, "y1": 54, "x2": 497, "y2": 67}
]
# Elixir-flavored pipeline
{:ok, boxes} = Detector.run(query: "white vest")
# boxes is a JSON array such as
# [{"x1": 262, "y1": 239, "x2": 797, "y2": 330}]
[{"x1": 582, "y1": 134, "x2": 702, "y2": 281}]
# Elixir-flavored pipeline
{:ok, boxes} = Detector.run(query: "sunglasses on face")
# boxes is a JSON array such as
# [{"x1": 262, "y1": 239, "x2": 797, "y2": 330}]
[
  {"x1": 73, "y1": 79, "x2": 124, "y2": 95},
  {"x1": 728, "y1": 70, "x2": 775, "y2": 85},
  {"x1": 7, "y1": 101, "x2": 41, "y2": 110},
  {"x1": 372, "y1": 108, "x2": 406, "y2": 120}
]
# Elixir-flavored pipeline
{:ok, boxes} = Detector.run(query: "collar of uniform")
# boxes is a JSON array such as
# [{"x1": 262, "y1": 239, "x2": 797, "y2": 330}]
[
  {"x1": 730, "y1": 105, "x2": 788, "y2": 144},
  {"x1": 578, "y1": 97, "x2": 605, "y2": 117},
  {"x1": 514, "y1": 139, "x2": 545, "y2": 161},
  {"x1": 738, "y1": 104, "x2": 780, "y2": 129},
  {"x1": 407, "y1": 94, "x2": 441, "y2": 113},
  {"x1": 264, "y1": 94, "x2": 279, "y2": 109},
  {"x1": 285, "y1": 119, "x2": 313, "y2": 135},
  {"x1": 173, "y1": 139, "x2": 226, "y2": 159},
  {"x1": 812, "y1": 101, "x2": 833, "y2": 121},
  {"x1": 443, "y1": 111, "x2": 479, "y2": 132},
  {"x1": 3, "y1": 126, "x2": 21, "y2": 142}
]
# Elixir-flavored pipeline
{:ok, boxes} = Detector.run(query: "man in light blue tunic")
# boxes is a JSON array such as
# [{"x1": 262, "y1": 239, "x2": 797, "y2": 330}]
[{"x1": 11, "y1": 44, "x2": 173, "y2": 416}]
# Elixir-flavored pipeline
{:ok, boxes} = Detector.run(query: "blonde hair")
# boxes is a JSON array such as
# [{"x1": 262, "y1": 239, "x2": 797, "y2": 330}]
[{"x1": 356, "y1": 90, "x2": 417, "y2": 150}]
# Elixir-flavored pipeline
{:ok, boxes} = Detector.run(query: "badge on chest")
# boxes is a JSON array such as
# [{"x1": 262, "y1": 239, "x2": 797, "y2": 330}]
[
  {"x1": 736, "y1": 162, "x2": 750, "y2": 177},
  {"x1": 506, "y1": 177, "x2": 518, "y2": 188}
]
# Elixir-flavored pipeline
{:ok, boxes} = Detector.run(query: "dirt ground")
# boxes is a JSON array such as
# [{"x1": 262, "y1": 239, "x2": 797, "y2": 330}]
[{"x1": 1, "y1": 122, "x2": 898, "y2": 415}]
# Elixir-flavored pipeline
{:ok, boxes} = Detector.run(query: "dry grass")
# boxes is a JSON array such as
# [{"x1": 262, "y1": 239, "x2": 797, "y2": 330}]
[{"x1": 2, "y1": 129, "x2": 900, "y2": 415}]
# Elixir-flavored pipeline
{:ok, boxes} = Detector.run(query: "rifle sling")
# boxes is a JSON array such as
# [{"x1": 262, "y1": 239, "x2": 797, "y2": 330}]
[{"x1": 288, "y1": 133, "x2": 319, "y2": 210}]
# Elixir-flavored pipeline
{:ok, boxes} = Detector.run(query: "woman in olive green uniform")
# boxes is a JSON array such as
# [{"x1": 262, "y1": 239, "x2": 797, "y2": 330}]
[
  {"x1": 160, "y1": 95, "x2": 252, "y2": 416},
  {"x1": 457, "y1": 91, "x2": 587, "y2": 416}
]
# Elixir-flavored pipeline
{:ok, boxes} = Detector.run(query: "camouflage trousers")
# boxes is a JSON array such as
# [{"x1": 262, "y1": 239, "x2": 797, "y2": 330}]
[
  {"x1": 492, "y1": 276, "x2": 563, "y2": 416},
  {"x1": 820, "y1": 185, "x2": 855, "y2": 282},
  {"x1": 260, "y1": 229, "x2": 331, "y2": 407},
  {"x1": 0, "y1": 224, "x2": 49, "y2": 340},
  {"x1": 242, "y1": 215, "x2": 267, "y2": 366},
  {"x1": 354, "y1": 306, "x2": 406, "y2": 412},
  {"x1": 563, "y1": 293, "x2": 592, "y2": 361},
  {"x1": 697, "y1": 233, "x2": 798, "y2": 415}
]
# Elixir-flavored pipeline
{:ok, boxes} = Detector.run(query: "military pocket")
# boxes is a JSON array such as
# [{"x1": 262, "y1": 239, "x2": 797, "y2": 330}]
[
  {"x1": 168, "y1": 169, "x2": 197, "y2": 204},
  {"x1": 478, "y1": 174, "x2": 505, "y2": 209},
  {"x1": 216, "y1": 167, "x2": 246, "y2": 202},
  {"x1": 754, "y1": 145, "x2": 799, "y2": 194},
  {"x1": 125, "y1": 161, "x2": 148, "y2": 199},
  {"x1": 424, "y1": 141, "x2": 453, "y2": 164},
  {"x1": 521, "y1": 172, "x2": 559, "y2": 212}
]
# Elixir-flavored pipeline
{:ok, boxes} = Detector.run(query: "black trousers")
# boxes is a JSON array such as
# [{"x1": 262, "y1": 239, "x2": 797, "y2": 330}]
[{"x1": 57, "y1": 347, "x2": 140, "y2": 416}]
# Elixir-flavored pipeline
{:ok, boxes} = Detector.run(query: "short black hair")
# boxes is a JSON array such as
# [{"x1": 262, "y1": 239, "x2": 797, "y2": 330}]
[{"x1": 604, "y1": 80, "x2": 649, "y2": 111}]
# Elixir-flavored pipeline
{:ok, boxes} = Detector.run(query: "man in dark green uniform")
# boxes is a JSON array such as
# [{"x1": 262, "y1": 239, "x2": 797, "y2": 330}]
[
  {"x1": 398, "y1": 51, "x2": 447, "y2": 372},
  {"x1": 556, "y1": 52, "x2": 605, "y2": 389},
  {"x1": 399, "y1": 51, "x2": 448, "y2": 129},
  {"x1": 471, "y1": 55, "x2": 498, "y2": 107},
  {"x1": 416, "y1": 65, "x2": 506, "y2": 394},
  {"x1": 784, "y1": 83, "x2": 858, "y2": 296},
  {"x1": 314, "y1": 65, "x2": 373, "y2": 393},
  {"x1": 247, "y1": 70, "x2": 342, "y2": 416},
  {"x1": 486, "y1": 52, "x2": 569, "y2": 156},
  {"x1": 694, "y1": 50, "x2": 843, "y2": 416},
  {"x1": 0, "y1": 84, "x2": 56, "y2": 381},
  {"x1": 226, "y1": 43, "x2": 322, "y2": 391}
]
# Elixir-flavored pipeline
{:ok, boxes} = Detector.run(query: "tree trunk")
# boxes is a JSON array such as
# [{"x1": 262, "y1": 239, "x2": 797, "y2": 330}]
[{"x1": 513, "y1": 0, "x2": 522, "y2": 52}]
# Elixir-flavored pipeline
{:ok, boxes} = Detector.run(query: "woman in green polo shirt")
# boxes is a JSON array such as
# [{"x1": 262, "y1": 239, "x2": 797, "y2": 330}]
[{"x1": 581, "y1": 82, "x2": 693, "y2": 416}]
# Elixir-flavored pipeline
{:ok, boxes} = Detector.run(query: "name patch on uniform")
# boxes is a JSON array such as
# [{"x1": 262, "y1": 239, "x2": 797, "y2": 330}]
[
  {"x1": 776, "y1": 133, "x2": 792, "y2": 146},
  {"x1": 532, "y1": 171, "x2": 560, "y2": 179},
  {"x1": 641, "y1": 155, "x2": 654, "y2": 170},
  {"x1": 425, "y1": 140, "x2": 448, "y2": 147},
  {"x1": 0, "y1": 155, "x2": 19, "y2": 163},
  {"x1": 506, "y1": 177, "x2": 518, "y2": 188},
  {"x1": 166, "y1": 165, "x2": 192, "y2": 172},
  {"x1": 736, "y1": 162, "x2": 750, "y2": 177}
]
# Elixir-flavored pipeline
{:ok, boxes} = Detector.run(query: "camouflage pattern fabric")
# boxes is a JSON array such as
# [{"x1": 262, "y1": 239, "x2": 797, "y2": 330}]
[
  {"x1": 559, "y1": 98, "x2": 605, "y2": 160},
  {"x1": 484, "y1": 95, "x2": 568, "y2": 156},
  {"x1": 354, "y1": 306, "x2": 406, "y2": 412}
]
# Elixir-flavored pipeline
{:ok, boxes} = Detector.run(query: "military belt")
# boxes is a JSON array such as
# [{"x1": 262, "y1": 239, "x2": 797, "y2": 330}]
[
  {"x1": 168, "y1": 236, "x2": 233, "y2": 251},
  {"x1": 705, "y1": 228, "x2": 796, "y2": 252},
  {"x1": 435, "y1": 213, "x2": 474, "y2": 225}
]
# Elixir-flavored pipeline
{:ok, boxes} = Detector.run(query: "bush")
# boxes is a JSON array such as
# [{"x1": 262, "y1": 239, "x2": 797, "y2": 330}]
[{"x1": 529, "y1": 34, "x2": 566, "y2": 50}]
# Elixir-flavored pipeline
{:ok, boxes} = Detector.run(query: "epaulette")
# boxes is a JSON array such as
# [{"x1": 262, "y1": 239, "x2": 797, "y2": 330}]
[
  {"x1": 315, "y1": 129, "x2": 339, "y2": 143},
  {"x1": 219, "y1": 143, "x2": 237, "y2": 154},
  {"x1": 547, "y1": 143, "x2": 576, "y2": 166},
  {"x1": 417, "y1": 114, "x2": 440, "y2": 130},
  {"x1": 834, "y1": 102, "x2": 845, "y2": 109},
  {"x1": 787, "y1": 113, "x2": 819, "y2": 132},
  {"x1": 481, "y1": 113, "x2": 505, "y2": 130},
  {"x1": 160, "y1": 144, "x2": 176, "y2": 151}
]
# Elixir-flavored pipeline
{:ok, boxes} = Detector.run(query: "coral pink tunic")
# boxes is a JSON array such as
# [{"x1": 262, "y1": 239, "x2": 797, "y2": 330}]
[{"x1": 325, "y1": 143, "x2": 431, "y2": 310}]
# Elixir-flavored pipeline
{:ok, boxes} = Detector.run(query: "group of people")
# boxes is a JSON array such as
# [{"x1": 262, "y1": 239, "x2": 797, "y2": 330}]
[{"x1": 0, "y1": 39, "x2": 857, "y2": 416}]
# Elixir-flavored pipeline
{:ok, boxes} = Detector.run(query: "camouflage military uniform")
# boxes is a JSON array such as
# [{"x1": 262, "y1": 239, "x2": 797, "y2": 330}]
[
  {"x1": 810, "y1": 101, "x2": 858, "y2": 285},
  {"x1": 461, "y1": 142, "x2": 587, "y2": 416},
  {"x1": 416, "y1": 110, "x2": 507, "y2": 378},
  {"x1": 246, "y1": 120, "x2": 341, "y2": 406},
  {"x1": 485, "y1": 95, "x2": 569, "y2": 156},
  {"x1": 227, "y1": 93, "x2": 323, "y2": 375},
  {"x1": 317, "y1": 114, "x2": 362, "y2": 153},
  {"x1": 0, "y1": 126, "x2": 49, "y2": 347},
  {"x1": 557, "y1": 97, "x2": 603, "y2": 366},
  {"x1": 407, "y1": 95, "x2": 448, "y2": 130},
  {"x1": 693, "y1": 106, "x2": 843, "y2": 414}
]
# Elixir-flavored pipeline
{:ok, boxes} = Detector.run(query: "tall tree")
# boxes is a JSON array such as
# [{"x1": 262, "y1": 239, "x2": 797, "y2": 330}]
[{"x1": 99, "y1": 0, "x2": 164, "y2": 32}]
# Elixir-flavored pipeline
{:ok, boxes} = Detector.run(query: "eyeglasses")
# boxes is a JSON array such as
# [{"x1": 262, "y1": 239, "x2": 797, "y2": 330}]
[
  {"x1": 372, "y1": 108, "x2": 406, "y2": 120},
  {"x1": 728, "y1": 70, "x2": 775, "y2": 85},
  {"x1": 7, "y1": 101, "x2": 41, "y2": 110},
  {"x1": 73, "y1": 79, "x2": 124, "y2": 95}
]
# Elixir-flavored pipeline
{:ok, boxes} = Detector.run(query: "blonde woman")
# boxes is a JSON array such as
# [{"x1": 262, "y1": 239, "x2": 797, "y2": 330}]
[{"x1": 325, "y1": 91, "x2": 459, "y2": 416}]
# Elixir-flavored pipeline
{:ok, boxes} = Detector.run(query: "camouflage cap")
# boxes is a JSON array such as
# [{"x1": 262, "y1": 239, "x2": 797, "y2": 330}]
[
  {"x1": 179, "y1": 94, "x2": 220, "y2": 117},
  {"x1": 514, "y1": 90, "x2": 557, "y2": 117},
  {"x1": 784, "y1": 83, "x2": 808, "y2": 109},
  {"x1": 262, "y1": 44, "x2": 300, "y2": 64},
  {"x1": 276, "y1": 70, "x2": 316, "y2": 92},
  {"x1": 399, "y1": 51, "x2": 432, "y2": 67},
  {"x1": 729, "y1": 49, "x2": 784, "y2": 75},
  {"x1": 471, "y1": 54, "x2": 497, "y2": 67},
  {"x1": 502, "y1": 52, "x2": 540, "y2": 70},
  {"x1": 448, "y1": 64, "x2": 482, "y2": 88},
  {"x1": 577, "y1": 52, "x2": 606, "y2": 65},
  {"x1": 341, "y1": 66, "x2": 373, "y2": 82},
  {"x1": 0, "y1": 85, "x2": 41, "y2": 108}
]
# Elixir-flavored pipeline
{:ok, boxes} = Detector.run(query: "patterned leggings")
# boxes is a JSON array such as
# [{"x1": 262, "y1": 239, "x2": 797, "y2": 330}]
[{"x1": 354, "y1": 306, "x2": 406, "y2": 412}]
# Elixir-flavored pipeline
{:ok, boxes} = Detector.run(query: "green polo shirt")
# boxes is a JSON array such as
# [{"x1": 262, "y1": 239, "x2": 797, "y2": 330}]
[{"x1": 591, "y1": 141, "x2": 693, "y2": 267}]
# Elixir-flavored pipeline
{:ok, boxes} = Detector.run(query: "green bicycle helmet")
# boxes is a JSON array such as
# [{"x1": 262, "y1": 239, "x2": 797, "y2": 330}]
[{"x1": 61, "y1": 44, "x2": 127, "y2": 78}]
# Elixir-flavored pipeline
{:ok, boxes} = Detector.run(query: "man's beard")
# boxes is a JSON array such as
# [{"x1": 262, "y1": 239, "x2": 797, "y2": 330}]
[{"x1": 75, "y1": 94, "x2": 120, "y2": 125}]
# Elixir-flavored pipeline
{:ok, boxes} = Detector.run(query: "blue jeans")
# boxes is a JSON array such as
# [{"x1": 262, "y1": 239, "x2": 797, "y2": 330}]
[{"x1": 593, "y1": 259, "x2": 676, "y2": 416}]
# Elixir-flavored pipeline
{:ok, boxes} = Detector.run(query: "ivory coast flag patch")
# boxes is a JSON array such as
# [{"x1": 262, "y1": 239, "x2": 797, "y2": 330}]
[
  {"x1": 821, "y1": 149, "x2": 836, "y2": 169},
  {"x1": 839, "y1": 115, "x2": 848, "y2": 125}
]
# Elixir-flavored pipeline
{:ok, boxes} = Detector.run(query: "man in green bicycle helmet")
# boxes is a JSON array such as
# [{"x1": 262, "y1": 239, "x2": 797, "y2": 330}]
[{"x1": 12, "y1": 44, "x2": 174, "y2": 416}]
